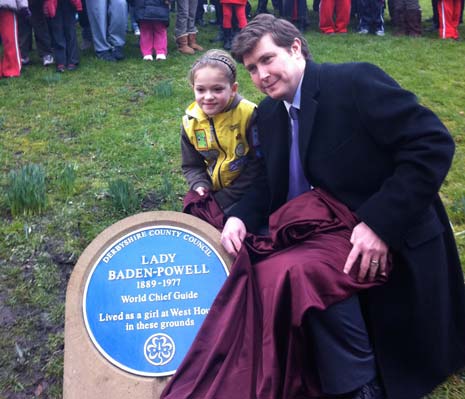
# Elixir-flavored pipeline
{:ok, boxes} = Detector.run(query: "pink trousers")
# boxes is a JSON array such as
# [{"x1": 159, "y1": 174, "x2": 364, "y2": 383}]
[
  {"x1": 0, "y1": 9, "x2": 21, "y2": 78},
  {"x1": 139, "y1": 20, "x2": 168, "y2": 56}
]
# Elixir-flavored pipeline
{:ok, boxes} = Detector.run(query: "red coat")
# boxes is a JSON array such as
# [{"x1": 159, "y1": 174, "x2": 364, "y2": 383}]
[
  {"x1": 161, "y1": 189, "x2": 391, "y2": 398},
  {"x1": 43, "y1": 0, "x2": 82, "y2": 18}
]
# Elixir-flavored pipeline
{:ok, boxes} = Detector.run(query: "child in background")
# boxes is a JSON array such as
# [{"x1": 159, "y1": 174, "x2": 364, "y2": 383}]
[
  {"x1": 43, "y1": 0, "x2": 82, "y2": 72},
  {"x1": 131, "y1": 0, "x2": 170, "y2": 60},
  {"x1": 0, "y1": 0, "x2": 30, "y2": 78},
  {"x1": 181, "y1": 49, "x2": 263, "y2": 213},
  {"x1": 221, "y1": 0, "x2": 247, "y2": 50}
]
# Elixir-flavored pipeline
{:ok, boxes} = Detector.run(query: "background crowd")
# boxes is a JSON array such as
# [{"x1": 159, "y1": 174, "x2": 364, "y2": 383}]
[{"x1": 0, "y1": 0, "x2": 463, "y2": 79}]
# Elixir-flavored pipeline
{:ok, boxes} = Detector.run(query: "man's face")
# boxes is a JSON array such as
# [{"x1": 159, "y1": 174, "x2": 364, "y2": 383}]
[{"x1": 243, "y1": 34, "x2": 306, "y2": 103}]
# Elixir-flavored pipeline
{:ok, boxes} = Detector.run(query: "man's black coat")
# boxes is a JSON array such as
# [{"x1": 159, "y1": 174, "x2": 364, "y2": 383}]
[{"x1": 231, "y1": 61, "x2": 465, "y2": 398}]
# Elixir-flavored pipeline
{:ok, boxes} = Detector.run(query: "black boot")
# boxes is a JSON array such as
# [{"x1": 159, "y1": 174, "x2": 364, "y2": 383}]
[
  {"x1": 210, "y1": 27, "x2": 224, "y2": 43},
  {"x1": 223, "y1": 28, "x2": 232, "y2": 50}
]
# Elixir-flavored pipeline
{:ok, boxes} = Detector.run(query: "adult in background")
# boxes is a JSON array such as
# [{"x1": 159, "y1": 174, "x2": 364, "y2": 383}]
[
  {"x1": 175, "y1": 0, "x2": 203, "y2": 54},
  {"x1": 223, "y1": 13, "x2": 465, "y2": 399},
  {"x1": 390, "y1": 0, "x2": 422, "y2": 36},
  {"x1": 85, "y1": 0, "x2": 127, "y2": 62},
  {"x1": 17, "y1": 0, "x2": 54, "y2": 66},
  {"x1": 0, "y1": 0, "x2": 30, "y2": 77}
]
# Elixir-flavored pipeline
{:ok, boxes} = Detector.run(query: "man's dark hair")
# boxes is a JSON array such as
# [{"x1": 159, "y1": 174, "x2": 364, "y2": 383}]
[{"x1": 231, "y1": 14, "x2": 312, "y2": 64}]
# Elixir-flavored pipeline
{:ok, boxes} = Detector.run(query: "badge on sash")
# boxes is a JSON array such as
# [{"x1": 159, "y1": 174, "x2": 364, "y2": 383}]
[{"x1": 195, "y1": 130, "x2": 208, "y2": 150}]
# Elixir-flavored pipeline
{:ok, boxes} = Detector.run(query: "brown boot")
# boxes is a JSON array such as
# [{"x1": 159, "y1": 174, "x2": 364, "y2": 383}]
[
  {"x1": 188, "y1": 33, "x2": 204, "y2": 51},
  {"x1": 405, "y1": 9, "x2": 422, "y2": 37},
  {"x1": 176, "y1": 35, "x2": 195, "y2": 54}
]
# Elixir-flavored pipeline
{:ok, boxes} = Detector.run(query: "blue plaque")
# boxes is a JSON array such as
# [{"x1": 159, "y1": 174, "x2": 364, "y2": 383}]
[{"x1": 83, "y1": 225, "x2": 229, "y2": 377}]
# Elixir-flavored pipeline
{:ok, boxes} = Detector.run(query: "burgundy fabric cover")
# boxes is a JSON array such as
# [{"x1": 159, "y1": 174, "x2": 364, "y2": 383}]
[{"x1": 161, "y1": 189, "x2": 390, "y2": 399}]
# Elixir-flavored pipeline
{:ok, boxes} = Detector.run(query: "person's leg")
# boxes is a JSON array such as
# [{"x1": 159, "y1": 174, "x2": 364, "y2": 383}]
[
  {"x1": 195, "y1": 0, "x2": 206, "y2": 25},
  {"x1": 30, "y1": 0, "x2": 54, "y2": 62},
  {"x1": 306, "y1": 295, "x2": 378, "y2": 395},
  {"x1": 79, "y1": 0, "x2": 93, "y2": 49},
  {"x1": 373, "y1": 0, "x2": 385, "y2": 33},
  {"x1": 404, "y1": 0, "x2": 422, "y2": 36},
  {"x1": 235, "y1": 4, "x2": 248, "y2": 28},
  {"x1": 319, "y1": 0, "x2": 337, "y2": 33},
  {"x1": 357, "y1": 0, "x2": 371, "y2": 30},
  {"x1": 128, "y1": 3, "x2": 139, "y2": 33},
  {"x1": 0, "y1": 9, "x2": 22, "y2": 77},
  {"x1": 222, "y1": 4, "x2": 233, "y2": 28},
  {"x1": 175, "y1": 0, "x2": 189, "y2": 38},
  {"x1": 187, "y1": 0, "x2": 200, "y2": 34},
  {"x1": 451, "y1": 0, "x2": 461, "y2": 37},
  {"x1": 431, "y1": 0, "x2": 440, "y2": 27},
  {"x1": 187, "y1": 0, "x2": 203, "y2": 50},
  {"x1": 175, "y1": 0, "x2": 195, "y2": 53},
  {"x1": 335, "y1": 0, "x2": 351, "y2": 32},
  {"x1": 438, "y1": 0, "x2": 458, "y2": 38},
  {"x1": 153, "y1": 22, "x2": 168, "y2": 57},
  {"x1": 108, "y1": 0, "x2": 127, "y2": 49},
  {"x1": 86, "y1": 0, "x2": 112, "y2": 53},
  {"x1": 63, "y1": 0, "x2": 80, "y2": 66},
  {"x1": 257, "y1": 0, "x2": 270, "y2": 13},
  {"x1": 222, "y1": 3, "x2": 233, "y2": 49},
  {"x1": 48, "y1": 4, "x2": 66, "y2": 69},
  {"x1": 17, "y1": 10, "x2": 32, "y2": 62},
  {"x1": 139, "y1": 20, "x2": 153, "y2": 57}
]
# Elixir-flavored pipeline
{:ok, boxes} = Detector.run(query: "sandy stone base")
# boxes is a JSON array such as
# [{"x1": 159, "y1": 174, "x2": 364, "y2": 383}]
[{"x1": 63, "y1": 211, "x2": 231, "y2": 399}]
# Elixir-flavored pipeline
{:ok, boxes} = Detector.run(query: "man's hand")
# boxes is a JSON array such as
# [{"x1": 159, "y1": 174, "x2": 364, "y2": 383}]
[
  {"x1": 343, "y1": 222, "x2": 388, "y2": 281},
  {"x1": 194, "y1": 186, "x2": 208, "y2": 196},
  {"x1": 221, "y1": 217, "x2": 247, "y2": 256}
]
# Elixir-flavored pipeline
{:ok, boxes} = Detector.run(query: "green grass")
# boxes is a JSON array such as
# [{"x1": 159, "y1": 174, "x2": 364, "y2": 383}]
[{"x1": 0, "y1": 4, "x2": 464, "y2": 398}]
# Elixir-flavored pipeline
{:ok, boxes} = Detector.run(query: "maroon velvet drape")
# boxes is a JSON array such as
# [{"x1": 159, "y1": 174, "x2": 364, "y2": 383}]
[{"x1": 161, "y1": 189, "x2": 390, "y2": 399}]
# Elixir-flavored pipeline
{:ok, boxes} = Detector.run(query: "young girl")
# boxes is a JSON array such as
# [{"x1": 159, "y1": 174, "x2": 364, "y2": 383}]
[
  {"x1": 43, "y1": 0, "x2": 82, "y2": 72},
  {"x1": 132, "y1": 0, "x2": 170, "y2": 60},
  {"x1": 0, "y1": 0, "x2": 29, "y2": 78},
  {"x1": 181, "y1": 49, "x2": 262, "y2": 213}
]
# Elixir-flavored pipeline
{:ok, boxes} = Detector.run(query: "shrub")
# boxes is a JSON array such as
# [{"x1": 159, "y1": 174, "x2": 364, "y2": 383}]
[
  {"x1": 58, "y1": 163, "x2": 78, "y2": 197},
  {"x1": 108, "y1": 178, "x2": 139, "y2": 215},
  {"x1": 6, "y1": 164, "x2": 47, "y2": 216}
]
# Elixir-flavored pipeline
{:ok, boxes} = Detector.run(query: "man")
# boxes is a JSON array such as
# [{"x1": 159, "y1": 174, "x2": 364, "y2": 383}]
[
  {"x1": 86, "y1": 0, "x2": 127, "y2": 61},
  {"x1": 223, "y1": 14, "x2": 465, "y2": 399}
]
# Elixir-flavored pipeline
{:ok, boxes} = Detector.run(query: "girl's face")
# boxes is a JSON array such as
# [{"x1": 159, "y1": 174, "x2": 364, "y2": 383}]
[{"x1": 193, "y1": 66, "x2": 238, "y2": 117}]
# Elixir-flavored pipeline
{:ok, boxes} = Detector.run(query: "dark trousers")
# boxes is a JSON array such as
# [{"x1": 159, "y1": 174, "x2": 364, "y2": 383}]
[
  {"x1": 306, "y1": 295, "x2": 376, "y2": 395},
  {"x1": 79, "y1": 0, "x2": 93, "y2": 42},
  {"x1": 48, "y1": 0, "x2": 80, "y2": 66},
  {"x1": 358, "y1": 0, "x2": 384, "y2": 30},
  {"x1": 18, "y1": 0, "x2": 53, "y2": 58}
]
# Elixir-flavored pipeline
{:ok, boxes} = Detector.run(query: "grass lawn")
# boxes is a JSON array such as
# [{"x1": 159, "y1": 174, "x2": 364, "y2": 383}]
[{"x1": 1, "y1": 2, "x2": 465, "y2": 398}]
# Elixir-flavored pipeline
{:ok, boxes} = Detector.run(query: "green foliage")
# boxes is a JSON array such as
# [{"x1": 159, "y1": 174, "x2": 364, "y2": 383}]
[
  {"x1": 6, "y1": 164, "x2": 47, "y2": 217},
  {"x1": 451, "y1": 195, "x2": 465, "y2": 225},
  {"x1": 108, "y1": 178, "x2": 140, "y2": 215},
  {"x1": 58, "y1": 163, "x2": 78, "y2": 197},
  {"x1": 154, "y1": 79, "x2": 174, "y2": 97}
]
